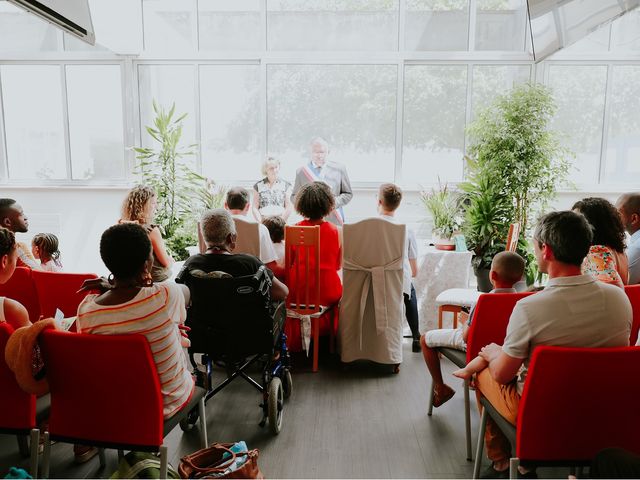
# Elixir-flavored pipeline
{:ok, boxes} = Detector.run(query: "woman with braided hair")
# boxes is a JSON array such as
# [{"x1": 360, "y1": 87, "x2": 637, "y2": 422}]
[{"x1": 120, "y1": 185, "x2": 174, "y2": 283}]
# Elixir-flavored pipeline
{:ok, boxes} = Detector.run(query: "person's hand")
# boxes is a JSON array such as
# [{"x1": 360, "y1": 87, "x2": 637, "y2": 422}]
[
  {"x1": 478, "y1": 343, "x2": 502, "y2": 363},
  {"x1": 77, "y1": 276, "x2": 112, "y2": 294}
]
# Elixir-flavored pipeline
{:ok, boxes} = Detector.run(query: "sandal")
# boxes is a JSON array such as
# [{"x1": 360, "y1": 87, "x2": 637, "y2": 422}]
[{"x1": 432, "y1": 384, "x2": 455, "y2": 408}]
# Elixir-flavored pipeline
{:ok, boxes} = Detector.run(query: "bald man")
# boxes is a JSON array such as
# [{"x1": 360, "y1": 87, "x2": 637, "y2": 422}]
[{"x1": 617, "y1": 193, "x2": 640, "y2": 284}]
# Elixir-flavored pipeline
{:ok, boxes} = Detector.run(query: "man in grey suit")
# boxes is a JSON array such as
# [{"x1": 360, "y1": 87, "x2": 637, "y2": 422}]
[{"x1": 291, "y1": 137, "x2": 353, "y2": 226}]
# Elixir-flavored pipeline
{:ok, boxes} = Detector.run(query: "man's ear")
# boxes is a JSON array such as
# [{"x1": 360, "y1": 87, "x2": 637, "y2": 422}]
[
  {"x1": 0, "y1": 254, "x2": 8, "y2": 270},
  {"x1": 0, "y1": 217, "x2": 10, "y2": 229},
  {"x1": 541, "y1": 243, "x2": 555, "y2": 262}
]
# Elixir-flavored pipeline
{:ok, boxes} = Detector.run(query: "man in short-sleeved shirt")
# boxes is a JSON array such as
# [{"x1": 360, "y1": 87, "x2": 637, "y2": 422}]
[
  {"x1": 616, "y1": 192, "x2": 640, "y2": 284},
  {"x1": 475, "y1": 211, "x2": 632, "y2": 478}
]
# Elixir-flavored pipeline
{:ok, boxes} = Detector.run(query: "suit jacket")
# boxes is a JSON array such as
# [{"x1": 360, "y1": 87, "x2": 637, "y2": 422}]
[{"x1": 291, "y1": 161, "x2": 353, "y2": 225}]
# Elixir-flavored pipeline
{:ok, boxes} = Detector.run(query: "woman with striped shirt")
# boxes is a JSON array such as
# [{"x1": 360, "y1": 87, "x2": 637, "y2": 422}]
[{"x1": 76, "y1": 223, "x2": 194, "y2": 419}]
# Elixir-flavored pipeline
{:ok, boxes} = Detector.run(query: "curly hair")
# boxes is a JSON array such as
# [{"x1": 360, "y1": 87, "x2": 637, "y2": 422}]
[
  {"x1": 121, "y1": 185, "x2": 155, "y2": 224},
  {"x1": 295, "y1": 181, "x2": 335, "y2": 220},
  {"x1": 572, "y1": 197, "x2": 626, "y2": 253},
  {"x1": 100, "y1": 223, "x2": 151, "y2": 279},
  {"x1": 32, "y1": 233, "x2": 60, "y2": 261},
  {"x1": 0, "y1": 227, "x2": 15, "y2": 257}
]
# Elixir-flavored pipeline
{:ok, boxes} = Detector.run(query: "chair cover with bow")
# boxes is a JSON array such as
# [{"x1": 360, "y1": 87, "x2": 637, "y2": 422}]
[
  {"x1": 338, "y1": 218, "x2": 406, "y2": 365},
  {"x1": 233, "y1": 217, "x2": 261, "y2": 258}
]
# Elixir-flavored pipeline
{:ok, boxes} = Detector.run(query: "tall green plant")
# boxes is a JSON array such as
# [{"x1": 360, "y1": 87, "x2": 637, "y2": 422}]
[
  {"x1": 462, "y1": 83, "x2": 572, "y2": 270},
  {"x1": 421, "y1": 182, "x2": 462, "y2": 239},
  {"x1": 133, "y1": 101, "x2": 208, "y2": 260}
]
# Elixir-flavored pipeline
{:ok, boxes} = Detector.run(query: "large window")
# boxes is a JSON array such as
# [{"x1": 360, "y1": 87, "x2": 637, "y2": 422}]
[
  {"x1": 267, "y1": 64, "x2": 397, "y2": 183},
  {"x1": 1, "y1": 0, "x2": 639, "y2": 189}
]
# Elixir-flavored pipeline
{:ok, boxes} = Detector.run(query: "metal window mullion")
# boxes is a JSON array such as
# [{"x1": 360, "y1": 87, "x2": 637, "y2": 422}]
[
  {"x1": 60, "y1": 64, "x2": 73, "y2": 180},
  {"x1": 262, "y1": 0, "x2": 268, "y2": 51},
  {"x1": 140, "y1": 0, "x2": 147, "y2": 53},
  {"x1": 397, "y1": 0, "x2": 404, "y2": 53},
  {"x1": 132, "y1": 62, "x2": 143, "y2": 167},
  {"x1": 468, "y1": 0, "x2": 477, "y2": 52},
  {"x1": 261, "y1": 58, "x2": 268, "y2": 163},
  {"x1": 463, "y1": 63, "x2": 473, "y2": 178},
  {"x1": 194, "y1": 63, "x2": 202, "y2": 174},
  {"x1": 122, "y1": 57, "x2": 136, "y2": 179},
  {"x1": 597, "y1": 63, "x2": 614, "y2": 184},
  {"x1": 394, "y1": 61, "x2": 404, "y2": 184},
  {"x1": 0, "y1": 68, "x2": 8, "y2": 179},
  {"x1": 195, "y1": 0, "x2": 201, "y2": 52}
]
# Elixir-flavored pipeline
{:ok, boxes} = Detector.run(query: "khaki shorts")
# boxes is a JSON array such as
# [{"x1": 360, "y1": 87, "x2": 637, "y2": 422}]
[{"x1": 424, "y1": 327, "x2": 466, "y2": 351}]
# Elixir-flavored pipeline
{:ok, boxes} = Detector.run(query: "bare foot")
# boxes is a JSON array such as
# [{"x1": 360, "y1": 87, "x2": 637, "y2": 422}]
[{"x1": 452, "y1": 368, "x2": 472, "y2": 380}]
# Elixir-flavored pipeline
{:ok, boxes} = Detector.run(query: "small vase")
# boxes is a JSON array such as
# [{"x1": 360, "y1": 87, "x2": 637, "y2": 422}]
[
  {"x1": 473, "y1": 265, "x2": 492, "y2": 293},
  {"x1": 433, "y1": 235, "x2": 455, "y2": 251}
]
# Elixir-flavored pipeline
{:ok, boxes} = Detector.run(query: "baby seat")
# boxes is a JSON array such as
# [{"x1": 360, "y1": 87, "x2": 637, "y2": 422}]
[{"x1": 178, "y1": 266, "x2": 292, "y2": 434}]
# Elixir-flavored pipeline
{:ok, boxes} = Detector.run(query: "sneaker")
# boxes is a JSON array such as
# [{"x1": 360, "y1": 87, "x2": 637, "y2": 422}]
[
  {"x1": 73, "y1": 445, "x2": 98, "y2": 464},
  {"x1": 412, "y1": 339, "x2": 421, "y2": 353}
]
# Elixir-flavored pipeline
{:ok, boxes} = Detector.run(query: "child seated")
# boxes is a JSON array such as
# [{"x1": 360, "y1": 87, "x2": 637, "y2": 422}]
[
  {"x1": 31, "y1": 233, "x2": 63, "y2": 272},
  {"x1": 420, "y1": 251, "x2": 525, "y2": 407},
  {"x1": 262, "y1": 216, "x2": 285, "y2": 277}
]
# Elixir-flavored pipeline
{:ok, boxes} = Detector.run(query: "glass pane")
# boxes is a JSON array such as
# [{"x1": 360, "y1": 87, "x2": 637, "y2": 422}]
[
  {"x1": 143, "y1": 0, "x2": 196, "y2": 52},
  {"x1": 199, "y1": 65, "x2": 261, "y2": 183},
  {"x1": 0, "y1": 2, "x2": 61, "y2": 52},
  {"x1": 603, "y1": 66, "x2": 640, "y2": 184},
  {"x1": 405, "y1": 0, "x2": 469, "y2": 51},
  {"x1": 1, "y1": 65, "x2": 66, "y2": 180},
  {"x1": 137, "y1": 65, "x2": 197, "y2": 166},
  {"x1": 547, "y1": 65, "x2": 607, "y2": 185},
  {"x1": 561, "y1": 24, "x2": 610, "y2": 53},
  {"x1": 64, "y1": 0, "x2": 143, "y2": 54},
  {"x1": 267, "y1": 64, "x2": 396, "y2": 184},
  {"x1": 611, "y1": 9, "x2": 640, "y2": 52},
  {"x1": 475, "y1": 0, "x2": 527, "y2": 51},
  {"x1": 267, "y1": 0, "x2": 398, "y2": 51},
  {"x1": 66, "y1": 65, "x2": 125, "y2": 180},
  {"x1": 471, "y1": 65, "x2": 531, "y2": 118},
  {"x1": 199, "y1": 0, "x2": 262, "y2": 51},
  {"x1": 403, "y1": 65, "x2": 467, "y2": 187}
]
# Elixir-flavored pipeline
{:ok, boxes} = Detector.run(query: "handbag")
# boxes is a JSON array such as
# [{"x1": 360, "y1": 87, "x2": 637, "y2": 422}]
[{"x1": 178, "y1": 442, "x2": 263, "y2": 479}]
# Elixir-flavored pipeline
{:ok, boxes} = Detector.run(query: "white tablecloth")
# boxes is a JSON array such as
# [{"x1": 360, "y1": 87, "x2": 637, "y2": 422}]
[{"x1": 413, "y1": 245, "x2": 473, "y2": 333}]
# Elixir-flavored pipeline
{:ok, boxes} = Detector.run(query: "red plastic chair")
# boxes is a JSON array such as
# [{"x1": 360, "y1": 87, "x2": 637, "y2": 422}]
[
  {"x1": 428, "y1": 292, "x2": 534, "y2": 461},
  {"x1": 0, "y1": 322, "x2": 49, "y2": 477},
  {"x1": 284, "y1": 225, "x2": 338, "y2": 372},
  {"x1": 625, "y1": 285, "x2": 640, "y2": 345},
  {"x1": 0, "y1": 267, "x2": 40, "y2": 322},
  {"x1": 32, "y1": 270, "x2": 99, "y2": 319},
  {"x1": 473, "y1": 346, "x2": 640, "y2": 478},
  {"x1": 40, "y1": 330, "x2": 207, "y2": 479}
]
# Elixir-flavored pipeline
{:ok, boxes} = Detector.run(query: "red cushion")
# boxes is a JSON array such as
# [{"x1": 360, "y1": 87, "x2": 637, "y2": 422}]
[
  {"x1": 41, "y1": 330, "x2": 164, "y2": 448},
  {"x1": 0, "y1": 267, "x2": 40, "y2": 322},
  {"x1": 517, "y1": 346, "x2": 640, "y2": 461},
  {"x1": 625, "y1": 285, "x2": 640, "y2": 346},
  {"x1": 32, "y1": 271, "x2": 98, "y2": 319}
]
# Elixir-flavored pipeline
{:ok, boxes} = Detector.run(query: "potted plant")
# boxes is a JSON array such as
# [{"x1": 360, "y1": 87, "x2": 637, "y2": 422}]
[
  {"x1": 134, "y1": 101, "x2": 214, "y2": 260},
  {"x1": 421, "y1": 183, "x2": 462, "y2": 250},
  {"x1": 461, "y1": 83, "x2": 571, "y2": 291}
]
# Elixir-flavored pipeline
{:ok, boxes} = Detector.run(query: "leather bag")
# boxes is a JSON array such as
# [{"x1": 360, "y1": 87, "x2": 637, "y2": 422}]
[{"x1": 179, "y1": 443, "x2": 263, "y2": 479}]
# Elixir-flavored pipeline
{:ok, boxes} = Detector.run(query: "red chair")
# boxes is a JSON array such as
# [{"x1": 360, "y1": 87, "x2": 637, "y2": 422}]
[
  {"x1": 0, "y1": 267, "x2": 40, "y2": 322},
  {"x1": 32, "y1": 270, "x2": 99, "y2": 319},
  {"x1": 428, "y1": 292, "x2": 533, "y2": 461},
  {"x1": 284, "y1": 225, "x2": 338, "y2": 372},
  {"x1": 625, "y1": 285, "x2": 640, "y2": 345},
  {"x1": 473, "y1": 346, "x2": 640, "y2": 479},
  {"x1": 0, "y1": 322, "x2": 49, "y2": 477},
  {"x1": 40, "y1": 330, "x2": 207, "y2": 479}
]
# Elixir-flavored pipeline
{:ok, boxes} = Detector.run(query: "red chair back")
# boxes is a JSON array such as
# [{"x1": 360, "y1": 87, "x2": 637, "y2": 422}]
[
  {"x1": 466, "y1": 292, "x2": 533, "y2": 362},
  {"x1": 0, "y1": 322, "x2": 36, "y2": 432},
  {"x1": 32, "y1": 270, "x2": 98, "y2": 319},
  {"x1": 0, "y1": 267, "x2": 40, "y2": 322},
  {"x1": 625, "y1": 285, "x2": 640, "y2": 345},
  {"x1": 517, "y1": 346, "x2": 640, "y2": 462},
  {"x1": 285, "y1": 225, "x2": 321, "y2": 314},
  {"x1": 40, "y1": 330, "x2": 164, "y2": 448}
]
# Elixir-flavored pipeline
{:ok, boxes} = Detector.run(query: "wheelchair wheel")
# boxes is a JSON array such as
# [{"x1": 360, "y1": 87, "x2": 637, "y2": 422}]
[
  {"x1": 282, "y1": 368, "x2": 293, "y2": 399},
  {"x1": 179, "y1": 407, "x2": 199, "y2": 432},
  {"x1": 268, "y1": 377, "x2": 284, "y2": 435}
]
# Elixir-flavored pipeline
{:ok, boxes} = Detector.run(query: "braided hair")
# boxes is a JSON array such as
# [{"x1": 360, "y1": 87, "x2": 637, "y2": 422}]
[
  {"x1": 0, "y1": 227, "x2": 16, "y2": 257},
  {"x1": 32, "y1": 233, "x2": 61, "y2": 264}
]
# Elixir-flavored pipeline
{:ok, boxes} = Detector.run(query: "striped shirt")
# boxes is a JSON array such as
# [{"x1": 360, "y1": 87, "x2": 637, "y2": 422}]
[{"x1": 76, "y1": 282, "x2": 194, "y2": 418}]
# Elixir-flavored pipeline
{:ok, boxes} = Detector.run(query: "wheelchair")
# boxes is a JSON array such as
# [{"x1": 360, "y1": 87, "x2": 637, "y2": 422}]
[{"x1": 177, "y1": 265, "x2": 292, "y2": 434}]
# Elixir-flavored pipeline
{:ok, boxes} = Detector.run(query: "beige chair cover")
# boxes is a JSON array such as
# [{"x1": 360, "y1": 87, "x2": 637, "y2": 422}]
[
  {"x1": 338, "y1": 218, "x2": 406, "y2": 365},
  {"x1": 233, "y1": 217, "x2": 261, "y2": 257}
]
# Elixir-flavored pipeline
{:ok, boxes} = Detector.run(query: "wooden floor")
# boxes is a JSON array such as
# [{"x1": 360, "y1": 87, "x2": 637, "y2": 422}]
[{"x1": 0, "y1": 340, "x2": 567, "y2": 478}]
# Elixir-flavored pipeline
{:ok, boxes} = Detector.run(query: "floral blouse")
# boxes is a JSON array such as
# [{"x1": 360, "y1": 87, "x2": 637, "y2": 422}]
[
  {"x1": 582, "y1": 245, "x2": 624, "y2": 288},
  {"x1": 253, "y1": 178, "x2": 291, "y2": 217}
]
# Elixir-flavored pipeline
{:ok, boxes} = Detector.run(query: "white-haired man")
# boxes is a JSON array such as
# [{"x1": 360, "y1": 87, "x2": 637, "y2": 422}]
[{"x1": 291, "y1": 137, "x2": 352, "y2": 226}]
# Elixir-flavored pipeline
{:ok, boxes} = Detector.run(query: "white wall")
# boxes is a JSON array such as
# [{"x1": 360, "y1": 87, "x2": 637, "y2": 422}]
[{"x1": 3, "y1": 186, "x2": 631, "y2": 275}]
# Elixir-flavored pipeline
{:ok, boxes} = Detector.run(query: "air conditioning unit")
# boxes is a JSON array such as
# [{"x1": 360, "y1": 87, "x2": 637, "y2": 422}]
[{"x1": 7, "y1": 0, "x2": 95, "y2": 45}]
